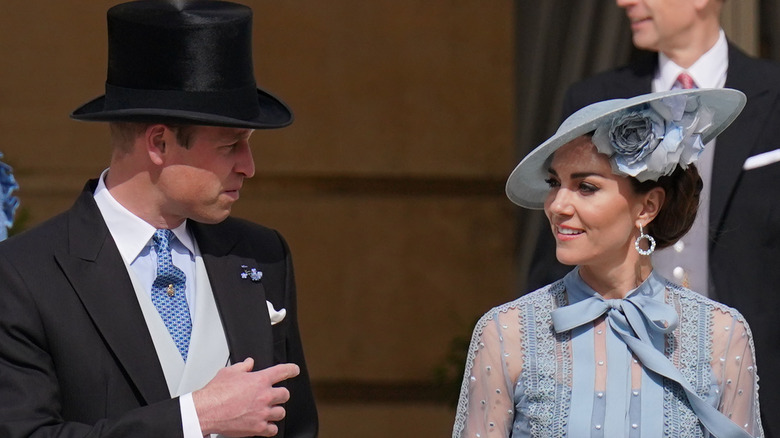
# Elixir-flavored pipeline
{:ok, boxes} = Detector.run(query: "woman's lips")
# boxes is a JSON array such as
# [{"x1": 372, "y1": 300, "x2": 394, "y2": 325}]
[{"x1": 555, "y1": 225, "x2": 584, "y2": 241}]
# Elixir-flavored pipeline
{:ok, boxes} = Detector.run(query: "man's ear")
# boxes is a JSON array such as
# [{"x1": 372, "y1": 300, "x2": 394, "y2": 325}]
[
  {"x1": 146, "y1": 124, "x2": 169, "y2": 166},
  {"x1": 637, "y1": 186, "x2": 665, "y2": 226},
  {"x1": 694, "y1": 0, "x2": 720, "y2": 14}
]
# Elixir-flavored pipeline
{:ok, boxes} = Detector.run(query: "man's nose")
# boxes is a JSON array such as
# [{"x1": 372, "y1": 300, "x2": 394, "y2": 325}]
[{"x1": 235, "y1": 143, "x2": 256, "y2": 178}]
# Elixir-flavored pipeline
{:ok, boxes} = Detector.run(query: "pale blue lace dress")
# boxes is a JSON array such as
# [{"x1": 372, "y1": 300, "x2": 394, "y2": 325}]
[{"x1": 452, "y1": 269, "x2": 763, "y2": 437}]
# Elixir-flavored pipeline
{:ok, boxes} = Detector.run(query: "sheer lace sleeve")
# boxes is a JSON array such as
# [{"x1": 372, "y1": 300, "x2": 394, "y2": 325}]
[
  {"x1": 453, "y1": 304, "x2": 524, "y2": 438},
  {"x1": 710, "y1": 307, "x2": 763, "y2": 436}
]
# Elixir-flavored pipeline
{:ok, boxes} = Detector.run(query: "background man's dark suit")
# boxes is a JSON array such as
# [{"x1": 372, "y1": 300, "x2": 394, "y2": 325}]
[
  {"x1": 0, "y1": 181, "x2": 318, "y2": 437},
  {"x1": 526, "y1": 43, "x2": 780, "y2": 436}
]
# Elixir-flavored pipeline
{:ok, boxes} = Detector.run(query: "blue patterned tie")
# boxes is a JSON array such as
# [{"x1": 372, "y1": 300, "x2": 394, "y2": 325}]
[{"x1": 151, "y1": 229, "x2": 191, "y2": 361}]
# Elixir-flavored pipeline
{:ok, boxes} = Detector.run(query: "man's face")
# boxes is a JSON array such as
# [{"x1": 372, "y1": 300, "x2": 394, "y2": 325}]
[
  {"x1": 616, "y1": 0, "x2": 700, "y2": 53},
  {"x1": 157, "y1": 125, "x2": 256, "y2": 225}
]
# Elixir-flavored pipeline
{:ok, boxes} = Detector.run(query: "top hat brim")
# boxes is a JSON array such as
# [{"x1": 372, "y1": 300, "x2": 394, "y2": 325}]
[
  {"x1": 505, "y1": 88, "x2": 746, "y2": 209},
  {"x1": 70, "y1": 87, "x2": 293, "y2": 129}
]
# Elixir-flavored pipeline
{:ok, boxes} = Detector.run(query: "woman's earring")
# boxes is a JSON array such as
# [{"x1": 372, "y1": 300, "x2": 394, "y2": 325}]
[{"x1": 634, "y1": 224, "x2": 656, "y2": 256}]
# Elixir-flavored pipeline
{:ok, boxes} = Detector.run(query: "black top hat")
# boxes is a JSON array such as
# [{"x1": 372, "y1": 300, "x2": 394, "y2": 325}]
[{"x1": 71, "y1": 0, "x2": 292, "y2": 129}]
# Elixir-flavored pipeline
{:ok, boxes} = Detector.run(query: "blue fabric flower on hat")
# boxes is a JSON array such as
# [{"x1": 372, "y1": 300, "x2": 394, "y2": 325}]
[
  {"x1": 592, "y1": 95, "x2": 713, "y2": 182},
  {"x1": 0, "y1": 152, "x2": 20, "y2": 241}
]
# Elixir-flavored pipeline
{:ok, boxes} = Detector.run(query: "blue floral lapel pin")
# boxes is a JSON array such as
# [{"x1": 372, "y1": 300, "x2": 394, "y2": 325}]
[{"x1": 240, "y1": 265, "x2": 263, "y2": 283}]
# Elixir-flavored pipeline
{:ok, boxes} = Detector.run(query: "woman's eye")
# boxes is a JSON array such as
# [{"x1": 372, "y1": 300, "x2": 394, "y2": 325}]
[
  {"x1": 579, "y1": 182, "x2": 598, "y2": 193},
  {"x1": 544, "y1": 178, "x2": 560, "y2": 188}
]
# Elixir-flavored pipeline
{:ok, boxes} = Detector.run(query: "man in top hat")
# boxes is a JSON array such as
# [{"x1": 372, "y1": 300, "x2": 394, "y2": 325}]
[
  {"x1": 525, "y1": 0, "x2": 780, "y2": 434},
  {"x1": 0, "y1": 1, "x2": 317, "y2": 437}
]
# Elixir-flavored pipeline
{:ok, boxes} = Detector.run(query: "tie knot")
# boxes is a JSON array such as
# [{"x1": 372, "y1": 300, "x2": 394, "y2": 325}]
[
  {"x1": 675, "y1": 72, "x2": 696, "y2": 90},
  {"x1": 605, "y1": 299, "x2": 623, "y2": 311},
  {"x1": 153, "y1": 229, "x2": 174, "y2": 251}
]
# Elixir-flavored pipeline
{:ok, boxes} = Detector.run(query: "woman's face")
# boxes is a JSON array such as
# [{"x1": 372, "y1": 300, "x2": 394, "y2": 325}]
[{"x1": 543, "y1": 136, "x2": 648, "y2": 271}]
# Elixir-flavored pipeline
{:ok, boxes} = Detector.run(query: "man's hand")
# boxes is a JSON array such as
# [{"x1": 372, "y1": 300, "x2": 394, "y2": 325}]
[{"x1": 193, "y1": 358, "x2": 300, "y2": 437}]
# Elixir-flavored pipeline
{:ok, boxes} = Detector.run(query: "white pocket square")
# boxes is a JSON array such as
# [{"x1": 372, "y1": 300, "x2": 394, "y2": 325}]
[
  {"x1": 266, "y1": 301, "x2": 286, "y2": 325},
  {"x1": 743, "y1": 148, "x2": 780, "y2": 170}
]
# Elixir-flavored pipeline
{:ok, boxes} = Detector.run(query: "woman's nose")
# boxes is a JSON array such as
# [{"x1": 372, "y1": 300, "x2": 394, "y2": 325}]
[{"x1": 546, "y1": 188, "x2": 575, "y2": 217}]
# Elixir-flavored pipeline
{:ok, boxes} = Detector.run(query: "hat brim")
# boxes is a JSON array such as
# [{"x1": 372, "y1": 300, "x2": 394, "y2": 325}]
[
  {"x1": 70, "y1": 87, "x2": 293, "y2": 129},
  {"x1": 506, "y1": 88, "x2": 746, "y2": 209}
]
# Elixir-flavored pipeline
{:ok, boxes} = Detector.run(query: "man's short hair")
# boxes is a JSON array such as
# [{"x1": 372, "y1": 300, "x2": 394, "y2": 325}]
[{"x1": 109, "y1": 122, "x2": 198, "y2": 152}]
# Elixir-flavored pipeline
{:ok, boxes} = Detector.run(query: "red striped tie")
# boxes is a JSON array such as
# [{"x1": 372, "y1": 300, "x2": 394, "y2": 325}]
[{"x1": 675, "y1": 72, "x2": 696, "y2": 89}]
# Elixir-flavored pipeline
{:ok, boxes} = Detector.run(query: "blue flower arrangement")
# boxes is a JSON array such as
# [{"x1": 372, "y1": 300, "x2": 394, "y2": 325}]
[
  {"x1": 592, "y1": 94, "x2": 714, "y2": 182},
  {"x1": 0, "y1": 152, "x2": 20, "y2": 241},
  {"x1": 240, "y1": 264, "x2": 263, "y2": 283}
]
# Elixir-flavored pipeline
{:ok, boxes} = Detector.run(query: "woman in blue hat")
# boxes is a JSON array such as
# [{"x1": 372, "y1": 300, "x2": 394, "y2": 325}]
[{"x1": 453, "y1": 89, "x2": 762, "y2": 437}]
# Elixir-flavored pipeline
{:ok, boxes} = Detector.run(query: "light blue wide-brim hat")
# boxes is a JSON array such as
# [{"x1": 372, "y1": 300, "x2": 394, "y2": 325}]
[{"x1": 506, "y1": 88, "x2": 746, "y2": 209}]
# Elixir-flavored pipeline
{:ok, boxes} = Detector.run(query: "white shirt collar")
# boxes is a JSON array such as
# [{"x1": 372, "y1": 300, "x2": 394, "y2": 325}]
[
  {"x1": 93, "y1": 168, "x2": 195, "y2": 264},
  {"x1": 655, "y1": 29, "x2": 728, "y2": 91}
]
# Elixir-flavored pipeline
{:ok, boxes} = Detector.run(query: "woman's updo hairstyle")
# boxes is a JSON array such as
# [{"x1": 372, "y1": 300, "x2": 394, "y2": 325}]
[{"x1": 630, "y1": 164, "x2": 703, "y2": 250}]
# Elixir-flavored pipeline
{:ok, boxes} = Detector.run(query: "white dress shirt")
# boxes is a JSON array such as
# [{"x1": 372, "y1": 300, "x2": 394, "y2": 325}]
[
  {"x1": 651, "y1": 29, "x2": 728, "y2": 295},
  {"x1": 92, "y1": 169, "x2": 207, "y2": 438}
]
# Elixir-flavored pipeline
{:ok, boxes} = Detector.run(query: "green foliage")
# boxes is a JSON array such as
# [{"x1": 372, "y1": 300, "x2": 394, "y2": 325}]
[
  {"x1": 433, "y1": 315, "x2": 479, "y2": 405},
  {"x1": 8, "y1": 207, "x2": 29, "y2": 237}
]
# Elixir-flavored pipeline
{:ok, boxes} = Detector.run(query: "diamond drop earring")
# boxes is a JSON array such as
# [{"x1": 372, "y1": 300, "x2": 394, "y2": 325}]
[{"x1": 634, "y1": 224, "x2": 656, "y2": 256}]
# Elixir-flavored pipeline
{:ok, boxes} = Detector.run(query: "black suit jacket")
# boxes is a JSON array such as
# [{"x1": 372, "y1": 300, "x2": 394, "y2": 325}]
[
  {"x1": 526, "y1": 44, "x2": 780, "y2": 436},
  {"x1": 0, "y1": 180, "x2": 318, "y2": 437}
]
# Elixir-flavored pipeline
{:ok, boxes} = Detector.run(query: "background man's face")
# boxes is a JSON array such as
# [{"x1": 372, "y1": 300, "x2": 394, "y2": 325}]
[{"x1": 617, "y1": 0, "x2": 700, "y2": 53}]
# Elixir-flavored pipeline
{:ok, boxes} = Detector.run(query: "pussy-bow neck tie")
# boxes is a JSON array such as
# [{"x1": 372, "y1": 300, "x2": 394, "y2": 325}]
[{"x1": 551, "y1": 269, "x2": 751, "y2": 438}]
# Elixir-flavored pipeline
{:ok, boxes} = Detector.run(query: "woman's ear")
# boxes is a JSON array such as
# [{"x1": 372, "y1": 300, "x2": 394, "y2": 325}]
[
  {"x1": 637, "y1": 187, "x2": 665, "y2": 226},
  {"x1": 145, "y1": 124, "x2": 169, "y2": 166}
]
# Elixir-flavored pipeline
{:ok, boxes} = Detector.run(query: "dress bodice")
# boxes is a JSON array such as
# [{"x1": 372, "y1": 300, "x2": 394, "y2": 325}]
[{"x1": 452, "y1": 270, "x2": 762, "y2": 438}]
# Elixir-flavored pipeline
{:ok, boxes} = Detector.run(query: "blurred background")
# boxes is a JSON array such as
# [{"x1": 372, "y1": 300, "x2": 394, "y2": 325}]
[{"x1": 0, "y1": 0, "x2": 772, "y2": 436}]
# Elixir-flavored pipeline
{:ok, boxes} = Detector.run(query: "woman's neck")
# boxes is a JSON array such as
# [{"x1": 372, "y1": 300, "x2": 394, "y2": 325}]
[{"x1": 578, "y1": 261, "x2": 654, "y2": 299}]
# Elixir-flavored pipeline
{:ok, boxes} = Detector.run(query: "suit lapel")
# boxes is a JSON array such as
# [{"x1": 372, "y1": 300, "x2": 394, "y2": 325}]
[
  {"x1": 617, "y1": 70, "x2": 653, "y2": 97},
  {"x1": 711, "y1": 44, "x2": 775, "y2": 235},
  {"x1": 191, "y1": 222, "x2": 275, "y2": 371},
  {"x1": 56, "y1": 182, "x2": 170, "y2": 404},
  {"x1": 620, "y1": 50, "x2": 655, "y2": 96}
]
